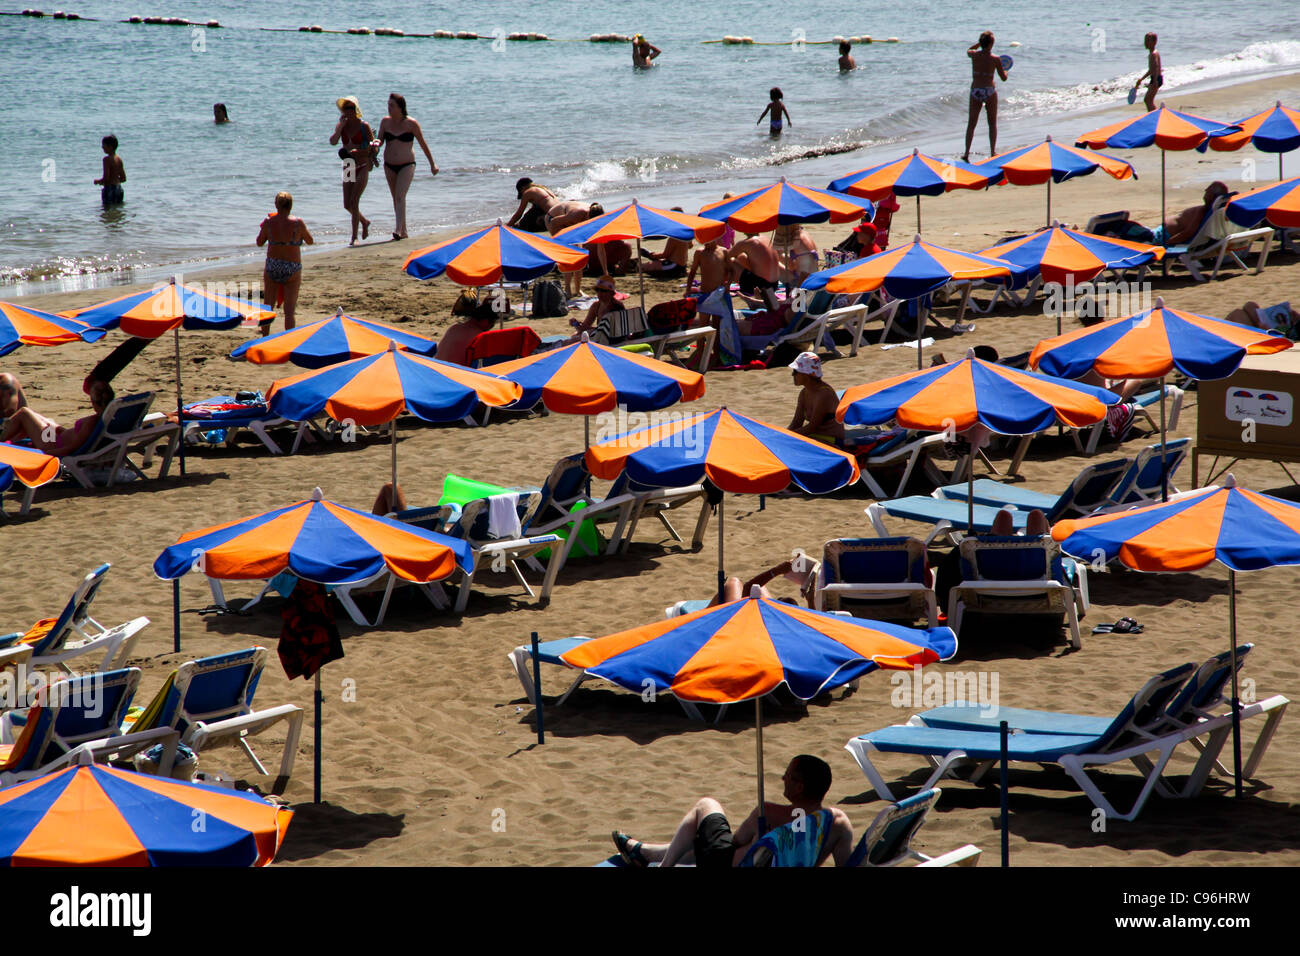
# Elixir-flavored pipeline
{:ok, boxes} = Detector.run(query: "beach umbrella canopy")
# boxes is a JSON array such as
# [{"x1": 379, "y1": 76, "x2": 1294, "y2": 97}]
[
  {"x1": 402, "y1": 220, "x2": 588, "y2": 284},
  {"x1": 1207, "y1": 101, "x2": 1300, "y2": 179},
  {"x1": 230, "y1": 308, "x2": 439, "y2": 369},
  {"x1": 1225, "y1": 176, "x2": 1300, "y2": 230},
  {"x1": 155, "y1": 487, "x2": 474, "y2": 804},
  {"x1": 977, "y1": 136, "x2": 1136, "y2": 225},
  {"x1": 698, "y1": 177, "x2": 873, "y2": 232},
  {"x1": 1030, "y1": 298, "x2": 1291, "y2": 500},
  {"x1": 490, "y1": 334, "x2": 704, "y2": 414},
  {"x1": 586, "y1": 407, "x2": 858, "y2": 586},
  {"x1": 0, "y1": 442, "x2": 59, "y2": 496},
  {"x1": 60, "y1": 277, "x2": 275, "y2": 475},
  {"x1": 550, "y1": 200, "x2": 727, "y2": 311},
  {"x1": 563, "y1": 592, "x2": 957, "y2": 831},
  {"x1": 154, "y1": 487, "x2": 474, "y2": 586},
  {"x1": 838, "y1": 350, "x2": 1119, "y2": 528},
  {"x1": 1077, "y1": 106, "x2": 1241, "y2": 229},
  {"x1": 266, "y1": 343, "x2": 522, "y2": 488},
  {"x1": 828, "y1": 149, "x2": 994, "y2": 232},
  {"x1": 979, "y1": 223, "x2": 1164, "y2": 330},
  {"x1": 802, "y1": 235, "x2": 1024, "y2": 368},
  {"x1": 1053, "y1": 475, "x2": 1300, "y2": 797},
  {"x1": 0, "y1": 763, "x2": 292, "y2": 866},
  {"x1": 0, "y1": 302, "x2": 105, "y2": 356}
]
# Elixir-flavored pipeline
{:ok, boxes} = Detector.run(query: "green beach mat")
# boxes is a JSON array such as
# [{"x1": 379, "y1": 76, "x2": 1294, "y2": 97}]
[{"x1": 439, "y1": 474, "x2": 601, "y2": 559}]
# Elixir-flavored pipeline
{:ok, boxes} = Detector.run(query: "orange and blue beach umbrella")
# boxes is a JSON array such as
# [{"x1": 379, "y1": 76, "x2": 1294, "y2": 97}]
[
  {"x1": 266, "y1": 343, "x2": 522, "y2": 489},
  {"x1": 586, "y1": 407, "x2": 858, "y2": 587},
  {"x1": 154, "y1": 487, "x2": 474, "y2": 586},
  {"x1": 491, "y1": 334, "x2": 704, "y2": 414},
  {"x1": 838, "y1": 351, "x2": 1118, "y2": 529},
  {"x1": 802, "y1": 235, "x2": 1024, "y2": 367},
  {"x1": 230, "y1": 308, "x2": 439, "y2": 369},
  {"x1": 699, "y1": 177, "x2": 873, "y2": 232},
  {"x1": 59, "y1": 277, "x2": 273, "y2": 337},
  {"x1": 563, "y1": 593, "x2": 956, "y2": 832},
  {"x1": 979, "y1": 223, "x2": 1163, "y2": 328},
  {"x1": 0, "y1": 442, "x2": 59, "y2": 508},
  {"x1": 402, "y1": 220, "x2": 588, "y2": 284},
  {"x1": 1054, "y1": 475, "x2": 1300, "y2": 796},
  {"x1": 1077, "y1": 105, "x2": 1240, "y2": 228},
  {"x1": 551, "y1": 200, "x2": 726, "y2": 310},
  {"x1": 61, "y1": 278, "x2": 275, "y2": 475},
  {"x1": 0, "y1": 764, "x2": 292, "y2": 866},
  {"x1": 977, "y1": 136, "x2": 1136, "y2": 225},
  {"x1": 0, "y1": 302, "x2": 105, "y2": 355},
  {"x1": 1208, "y1": 101, "x2": 1300, "y2": 179},
  {"x1": 1029, "y1": 297, "x2": 1291, "y2": 384},
  {"x1": 828, "y1": 148, "x2": 994, "y2": 232},
  {"x1": 1225, "y1": 176, "x2": 1300, "y2": 230}
]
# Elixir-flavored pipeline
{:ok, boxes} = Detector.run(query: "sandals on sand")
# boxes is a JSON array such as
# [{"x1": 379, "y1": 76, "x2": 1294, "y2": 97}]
[
  {"x1": 1092, "y1": 616, "x2": 1144, "y2": 634},
  {"x1": 612, "y1": 831, "x2": 649, "y2": 868}
]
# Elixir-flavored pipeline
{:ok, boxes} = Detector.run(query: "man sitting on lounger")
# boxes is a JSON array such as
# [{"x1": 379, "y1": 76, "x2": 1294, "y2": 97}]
[
  {"x1": 611, "y1": 754, "x2": 855, "y2": 867},
  {"x1": 727, "y1": 232, "x2": 782, "y2": 309},
  {"x1": 437, "y1": 311, "x2": 498, "y2": 367},
  {"x1": 0, "y1": 381, "x2": 112, "y2": 456},
  {"x1": 1091, "y1": 181, "x2": 1231, "y2": 246},
  {"x1": 787, "y1": 351, "x2": 844, "y2": 445}
]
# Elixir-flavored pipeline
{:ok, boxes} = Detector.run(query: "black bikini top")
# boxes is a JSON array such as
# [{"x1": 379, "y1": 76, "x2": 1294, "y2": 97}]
[{"x1": 383, "y1": 130, "x2": 415, "y2": 143}]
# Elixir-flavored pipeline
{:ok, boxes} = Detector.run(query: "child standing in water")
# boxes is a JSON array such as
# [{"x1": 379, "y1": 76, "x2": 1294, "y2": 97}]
[
  {"x1": 1132, "y1": 32, "x2": 1163, "y2": 112},
  {"x1": 757, "y1": 87, "x2": 792, "y2": 136},
  {"x1": 94, "y1": 135, "x2": 125, "y2": 206}
]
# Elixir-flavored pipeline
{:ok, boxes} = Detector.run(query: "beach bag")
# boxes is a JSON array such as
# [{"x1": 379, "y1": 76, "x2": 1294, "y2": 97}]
[{"x1": 531, "y1": 280, "x2": 567, "y2": 318}]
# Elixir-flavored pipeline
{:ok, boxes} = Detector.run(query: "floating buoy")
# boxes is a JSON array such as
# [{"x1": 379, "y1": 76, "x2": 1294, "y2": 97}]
[
  {"x1": 885, "y1": 37, "x2": 899, "y2": 43},
  {"x1": 455, "y1": 30, "x2": 477, "y2": 39},
  {"x1": 128, "y1": 15, "x2": 141, "y2": 22},
  {"x1": 1009, "y1": 41, "x2": 1021, "y2": 47},
  {"x1": 66, "y1": 10, "x2": 78, "y2": 17},
  {"x1": 832, "y1": 35, "x2": 844, "y2": 43},
  {"x1": 206, "y1": 19, "x2": 219, "y2": 28},
  {"x1": 52, "y1": 10, "x2": 65, "y2": 18},
  {"x1": 21, "y1": 9, "x2": 45, "y2": 16},
  {"x1": 434, "y1": 29, "x2": 454, "y2": 38}
]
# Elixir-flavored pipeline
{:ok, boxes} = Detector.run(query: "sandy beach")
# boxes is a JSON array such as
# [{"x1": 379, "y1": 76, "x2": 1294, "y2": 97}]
[{"x1": 5, "y1": 71, "x2": 1300, "y2": 867}]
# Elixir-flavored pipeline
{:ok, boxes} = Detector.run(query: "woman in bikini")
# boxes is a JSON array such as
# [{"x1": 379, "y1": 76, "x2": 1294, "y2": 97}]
[
  {"x1": 1, "y1": 381, "x2": 113, "y2": 456},
  {"x1": 773, "y1": 222, "x2": 819, "y2": 286},
  {"x1": 329, "y1": 96, "x2": 377, "y2": 245},
  {"x1": 376, "y1": 93, "x2": 438, "y2": 241},
  {"x1": 962, "y1": 32, "x2": 1007, "y2": 163},
  {"x1": 257, "y1": 192, "x2": 314, "y2": 335}
]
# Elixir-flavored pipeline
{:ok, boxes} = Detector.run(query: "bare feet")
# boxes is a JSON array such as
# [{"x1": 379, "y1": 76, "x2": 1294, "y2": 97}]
[{"x1": 362, "y1": 219, "x2": 370, "y2": 240}]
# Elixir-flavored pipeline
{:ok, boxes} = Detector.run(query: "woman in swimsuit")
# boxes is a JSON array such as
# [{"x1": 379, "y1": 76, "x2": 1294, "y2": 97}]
[
  {"x1": 0, "y1": 381, "x2": 113, "y2": 456},
  {"x1": 257, "y1": 191, "x2": 314, "y2": 335},
  {"x1": 757, "y1": 87, "x2": 791, "y2": 136},
  {"x1": 376, "y1": 93, "x2": 438, "y2": 241},
  {"x1": 962, "y1": 32, "x2": 1007, "y2": 163},
  {"x1": 773, "y1": 223, "x2": 819, "y2": 286},
  {"x1": 329, "y1": 96, "x2": 377, "y2": 245}
]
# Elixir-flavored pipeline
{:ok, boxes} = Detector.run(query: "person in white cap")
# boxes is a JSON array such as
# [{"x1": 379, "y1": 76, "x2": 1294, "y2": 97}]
[{"x1": 787, "y1": 351, "x2": 843, "y2": 445}]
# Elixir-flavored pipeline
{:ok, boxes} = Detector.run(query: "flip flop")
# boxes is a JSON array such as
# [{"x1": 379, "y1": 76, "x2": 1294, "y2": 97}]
[
  {"x1": 612, "y1": 831, "x2": 649, "y2": 868},
  {"x1": 1092, "y1": 616, "x2": 1144, "y2": 634}
]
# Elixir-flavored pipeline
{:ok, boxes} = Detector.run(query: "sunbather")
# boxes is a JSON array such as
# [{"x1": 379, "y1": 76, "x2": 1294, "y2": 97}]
[
  {"x1": 686, "y1": 237, "x2": 728, "y2": 297},
  {"x1": 437, "y1": 312, "x2": 497, "y2": 367},
  {"x1": 787, "y1": 351, "x2": 844, "y2": 445},
  {"x1": 0, "y1": 381, "x2": 112, "y2": 456},
  {"x1": 567, "y1": 275, "x2": 625, "y2": 341},
  {"x1": 773, "y1": 222, "x2": 819, "y2": 286},
  {"x1": 372, "y1": 482, "x2": 407, "y2": 515},
  {"x1": 1091, "y1": 181, "x2": 1230, "y2": 246},
  {"x1": 707, "y1": 559, "x2": 818, "y2": 608},
  {"x1": 0, "y1": 372, "x2": 27, "y2": 427},
  {"x1": 611, "y1": 755, "x2": 854, "y2": 867},
  {"x1": 933, "y1": 507, "x2": 1049, "y2": 614},
  {"x1": 728, "y1": 233, "x2": 782, "y2": 309},
  {"x1": 1227, "y1": 300, "x2": 1299, "y2": 335}
]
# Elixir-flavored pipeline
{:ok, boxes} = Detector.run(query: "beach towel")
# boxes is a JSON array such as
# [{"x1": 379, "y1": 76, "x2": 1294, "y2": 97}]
[
  {"x1": 697, "y1": 288, "x2": 741, "y2": 366},
  {"x1": 487, "y1": 492, "x2": 522, "y2": 539},
  {"x1": 739, "y1": 809, "x2": 832, "y2": 867},
  {"x1": 277, "y1": 580, "x2": 343, "y2": 681}
]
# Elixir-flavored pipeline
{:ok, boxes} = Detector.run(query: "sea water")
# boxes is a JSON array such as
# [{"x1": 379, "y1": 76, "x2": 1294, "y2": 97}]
[{"x1": 1, "y1": 0, "x2": 1297, "y2": 293}]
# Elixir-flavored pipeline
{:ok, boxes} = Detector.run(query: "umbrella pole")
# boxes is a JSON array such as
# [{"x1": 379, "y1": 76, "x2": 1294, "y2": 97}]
[
  {"x1": 1160, "y1": 151, "x2": 1167, "y2": 246},
  {"x1": 583, "y1": 416, "x2": 592, "y2": 497},
  {"x1": 390, "y1": 419, "x2": 398, "y2": 492},
  {"x1": 717, "y1": 496, "x2": 726, "y2": 595},
  {"x1": 314, "y1": 668, "x2": 323, "y2": 804},
  {"x1": 1045, "y1": 179, "x2": 1051, "y2": 229},
  {"x1": 916, "y1": 299, "x2": 925, "y2": 371},
  {"x1": 498, "y1": 279, "x2": 506, "y2": 330},
  {"x1": 636, "y1": 239, "x2": 646, "y2": 314},
  {"x1": 1280, "y1": 154, "x2": 1284, "y2": 183},
  {"x1": 1159, "y1": 375, "x2": 1168, "y2": 502},
  {"x1": 968, "y1": 461, "x2": 975, "y2": 533},
  {"x1": 1000, "y1": 720, "x2": 1010, "y2": 866},
  {"x1": 1230, "y1": 569, "x2": 1243, "y2": 798},
  {"x1": 174, "y1": 327, "x2": 186, "y2": 477},
  {"x1": 172, "y1": 578, "x2": 181, "y2": 653},
  {"x1": 755, "y1": 694, "x2": 767, "y2": 836},
  {"x1": 915, "y1": 196, "x2": 922, "y2": 234}
]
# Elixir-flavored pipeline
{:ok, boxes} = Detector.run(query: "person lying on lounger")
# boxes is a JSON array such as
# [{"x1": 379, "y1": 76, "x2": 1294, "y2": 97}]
[
  {"x1": 1090, "y1": 181, "x2": 1230, "y2": 246},
  {"x1": 1227, "y1": 300, "x2": 1300, "y2": 337},
  {"x1": 0, "y1": 381, "x2": 112, "y2": 456},
  {"x1": 932, "y1": 507, "x2": 1051, "y2": 613},
  {"x1": 611, "y1": 754, "x2": 855, "y2": 867},
  {"x1": 706, "y1": 559, "x2": 818, "y2": 608}
]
